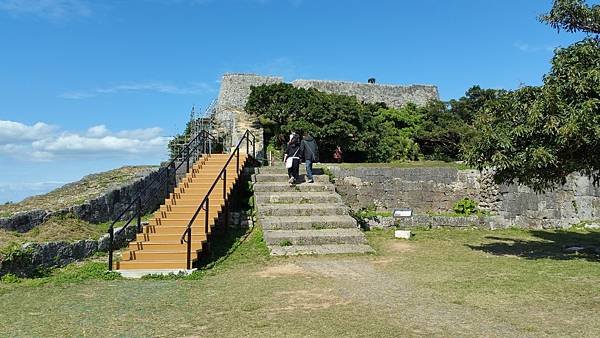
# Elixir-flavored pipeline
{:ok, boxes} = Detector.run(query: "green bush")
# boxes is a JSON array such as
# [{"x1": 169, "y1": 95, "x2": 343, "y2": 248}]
[
  {"x1": 246, "y1": 83, "x2": 484, "y2": 163},
  {"x1": 453, "y1": 198, "x2": 478, "y2": 216}
]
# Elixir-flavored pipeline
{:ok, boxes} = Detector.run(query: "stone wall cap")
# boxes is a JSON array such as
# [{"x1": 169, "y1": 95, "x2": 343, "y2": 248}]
[{"x1": 292, "y1": 78, "x2": 438, "y2": 89}]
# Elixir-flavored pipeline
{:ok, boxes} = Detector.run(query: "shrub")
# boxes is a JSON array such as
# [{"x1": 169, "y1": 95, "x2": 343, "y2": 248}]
[{"x1": 453, "y1": 198, "x2": 478, "y2": 216}]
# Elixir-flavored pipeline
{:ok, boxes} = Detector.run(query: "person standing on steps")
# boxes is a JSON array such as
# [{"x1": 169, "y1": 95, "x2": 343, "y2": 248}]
[
  {"x1": 299, "y1": 131, "x2": 319, "y2": 183},
  {"x1": 284, "y1": 133, "x2": 301, "y2": 185}
]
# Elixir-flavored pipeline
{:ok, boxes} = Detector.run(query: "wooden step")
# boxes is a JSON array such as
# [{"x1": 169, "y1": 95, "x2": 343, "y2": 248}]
[
  {"x1": 136, "y1": 232, "x2": 207, "y2": 242},
  {"x1": 160, "y1": 203, "x2": 223, "y2": 211},
  {"x1": 154, "y1": 209, "x2": 221, "y2": 219},
  {"x1": 122, "y1": 250, "x2": 200, "y2": 261},
  {"x1": 128, "y1": 241, "x2": 202, "y2": 251},
  {"x1": 143, "y1": 224, "x2": 215, "y2": 235},
  {"x1": 149, "y1": 218, "x2": 216, "y2": 226},
  {"x1": 117, "y1": 260, "x2": 190, "y2": 270}
]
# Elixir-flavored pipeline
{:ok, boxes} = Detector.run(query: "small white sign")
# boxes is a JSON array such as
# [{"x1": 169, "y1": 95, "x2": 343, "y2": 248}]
[
  {"x1": 394, "y1": 230, "x2": 411, "y2": 239},
  {"x1": 393, "y1": 208, "x2": 412, "y2": 218}
]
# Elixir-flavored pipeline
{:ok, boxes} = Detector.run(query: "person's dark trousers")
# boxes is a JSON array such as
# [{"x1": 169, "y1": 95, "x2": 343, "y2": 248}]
[
  {"x1": 305, "y1": 159, "x2": 313, "y2": 182},
  {"x1": 288, "y1": 159, "x2": 300, "y2": 182}
]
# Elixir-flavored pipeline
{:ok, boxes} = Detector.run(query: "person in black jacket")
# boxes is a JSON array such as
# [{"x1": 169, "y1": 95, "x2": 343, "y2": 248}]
[
  {"x1": 284, "y1": 133, "x2": 301, "y2": 184},
  {"x1": 299, "y1": 132, "x2": 319, "y2": 183}
]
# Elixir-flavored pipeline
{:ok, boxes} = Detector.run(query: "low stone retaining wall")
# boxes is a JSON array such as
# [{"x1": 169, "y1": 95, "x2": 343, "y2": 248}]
[
  {"x1": 330, "y1": 166, "x2": 600, "y2": 229},
  {"x1": 0, "y1": 167, "x2": 174, "y2": 233},
  {"x1": 365, "y1": 215, "x2": 490, "y2": 229},
  {"x1": 0, "y1": 225, "x2": 137, "y2": 277}
]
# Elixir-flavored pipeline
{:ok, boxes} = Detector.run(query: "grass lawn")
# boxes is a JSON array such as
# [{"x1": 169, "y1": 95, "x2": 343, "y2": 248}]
[{"x1": 1, "y1": 226, "x2": 599, "y2": 337}]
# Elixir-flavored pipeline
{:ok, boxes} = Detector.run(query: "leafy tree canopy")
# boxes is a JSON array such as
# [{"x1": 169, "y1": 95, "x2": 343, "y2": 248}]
[{"x1": 464, "y1": 0, "x2": 600, "y2": 191}]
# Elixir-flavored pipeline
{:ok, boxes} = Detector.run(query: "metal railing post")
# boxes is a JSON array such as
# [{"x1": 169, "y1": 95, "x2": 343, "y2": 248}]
[
  {"x1": 186, "y1": 227, "x2": 192, "y2": 270},
  {"x1": 251, "y1": 132, "x2": 255, "y2": 158},
  {"x1": 236, "y1": 148, "x2": 240, "y2": 174},
  {"x1": 223, "y1": 169, "x2": 228, "y2": 229},
  {"x1": 186, "y1": 147, "x2": 190, "y2": 173},
  {"x1": 137, "y1": 197, "x2": 142, "y2": 233},
  {"x1": 205, "y1": 198, "x2": 210, "y2": 235},
  {"x1": 108, "y1": 227, "x2": 114, "y2": 271}
]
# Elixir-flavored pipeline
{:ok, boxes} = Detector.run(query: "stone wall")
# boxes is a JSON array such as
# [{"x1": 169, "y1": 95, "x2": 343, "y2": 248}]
[
  {"x1": 0, "y1": 224, "x2": 137, "y2": 277},
  {"x1": 329, "y1": 166, "x2": 600, "y2": 229},
  {"x1": 292, "y1": 80, "x2": 439, "y2": 108},
  {"x1": 214, "y1": 73, "x2": 283, "y2": 158},
  {"x1": 0, "y1": 167, "x2": 175, "y2": 232},
  {"x1": 213, "y1": 73, "x2": 440, "y2": 159}
]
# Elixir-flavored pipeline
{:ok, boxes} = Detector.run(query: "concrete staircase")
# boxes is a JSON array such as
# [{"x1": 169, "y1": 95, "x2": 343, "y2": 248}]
[
  {"x1": 253, "y1": 166, "x2": 374, "y2": 255},
  {"x1": 117, "y1": 153, "x2": 248, "y2": 273}
]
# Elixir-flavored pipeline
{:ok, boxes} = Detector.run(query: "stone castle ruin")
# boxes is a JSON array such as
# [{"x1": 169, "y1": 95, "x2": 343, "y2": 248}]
[{"x1": 211, "y1": 73, "x2": 439, "y2": 157}]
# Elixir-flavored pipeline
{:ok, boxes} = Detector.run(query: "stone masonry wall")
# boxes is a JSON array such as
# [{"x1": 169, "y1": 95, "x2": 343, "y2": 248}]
[
  {"x1": 329, "y1": 166, "x2": 600, "y2": 229},
  {"x1": 213, "y1": 73, "x2": 440, "y2": 159},
  {"x1": 292, "y1": 79, "x2": 439, "y2": 108},
  {"x1": 214, "y1": 73, "x2": 283, "y2": 158}
]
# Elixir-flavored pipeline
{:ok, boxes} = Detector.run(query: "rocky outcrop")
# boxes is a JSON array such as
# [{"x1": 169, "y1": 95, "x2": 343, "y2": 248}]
[{"x1": 0, "y1": 167, "x2": 174, "y2": 233}]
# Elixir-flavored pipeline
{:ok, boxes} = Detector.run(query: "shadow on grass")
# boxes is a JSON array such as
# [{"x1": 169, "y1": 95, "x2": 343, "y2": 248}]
[
  {"x1": 467, "y1": 230, "x2": 600, "y2": 262},
  {"x1": 195, "y1": 226, "x2": 250, "y2": 269}
]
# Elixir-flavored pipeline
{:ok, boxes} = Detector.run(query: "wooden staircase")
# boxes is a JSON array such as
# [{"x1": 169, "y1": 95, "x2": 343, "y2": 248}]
[{"x1": 116, "y1": 153, "x2": 249, "y2": 271}]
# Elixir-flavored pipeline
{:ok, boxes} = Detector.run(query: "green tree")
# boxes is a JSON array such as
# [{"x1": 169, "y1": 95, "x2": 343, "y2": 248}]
[{"x1": 464, "y1": 0, "x2": 600, "y2": 191}]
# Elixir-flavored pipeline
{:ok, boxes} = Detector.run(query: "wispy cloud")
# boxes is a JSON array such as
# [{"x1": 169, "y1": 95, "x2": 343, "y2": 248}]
[
  {"x1": 0, "y1": 0, "x2": 91, "y2": 20},
  {"x1": 0, "y1": 120, "x2": 170, "y2": 161},
  {"x1": 60, "y1": 81, "x2": 215, "y2": 99},
  {"x1": 513, "y1": 41, "x2": 556, "y2": 53}
]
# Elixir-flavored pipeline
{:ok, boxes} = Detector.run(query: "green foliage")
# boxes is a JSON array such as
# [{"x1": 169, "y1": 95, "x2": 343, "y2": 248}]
[
  {"x1": 540, "y1": 0, "x2": 600, "y2": 35},
  {"x1": 247, "y1": 83, "x2": 486, "y2": 163},
  {"x1": 464, "y1": 39, "x2": 600, "y2": 191},
  {"x1": 453, "y1": 198, "x2": 478, "y2": 216},
  {"x1": 464, "y1": 1, "x2": 600, "y2": 191},
  {"x1": 279, "y1": 240, "x2": 293, "y2": 246},
  {"x1": 0, "y1": 273, "x2": 20, "y2": 284}
]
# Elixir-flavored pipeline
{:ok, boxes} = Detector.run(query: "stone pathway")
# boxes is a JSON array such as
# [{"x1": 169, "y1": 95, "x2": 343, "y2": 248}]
[{"x1": 252, "y1": 166, "x2": 374, "y2": 255}]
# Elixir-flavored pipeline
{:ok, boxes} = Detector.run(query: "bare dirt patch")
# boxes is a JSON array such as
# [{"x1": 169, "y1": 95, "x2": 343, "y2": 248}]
[
  {"x1": 256, "y1": 263, "x2": 311, "y2": 278},
  {"x1": 385, "y1": 240, "x2": 415, "y2": 253},
  {"x1": 270, "y1": 289, "x2": 351, "y2": 312}
]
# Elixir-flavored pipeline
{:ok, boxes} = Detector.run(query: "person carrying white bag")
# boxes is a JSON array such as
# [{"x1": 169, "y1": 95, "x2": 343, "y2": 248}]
[{"x1": 284, "y1": 133, "x2": 301, "y2": 185}]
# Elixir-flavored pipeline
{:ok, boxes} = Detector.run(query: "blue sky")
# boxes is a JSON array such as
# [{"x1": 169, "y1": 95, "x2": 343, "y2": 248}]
[{"x1": 0, "y1": 0, "x2": 590, "y2": 202}]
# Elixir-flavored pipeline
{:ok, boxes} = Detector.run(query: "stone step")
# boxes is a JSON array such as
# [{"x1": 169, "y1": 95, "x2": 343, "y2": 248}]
[
  {"x1": 252, "y1": 174, "x2": 329, "y2": 183},
  {"x1": 261, "y1": 215, "x2": 357, "y2": 230},
  {"x1": 254, "y1": 192, "x2": 342, "y2": 204},
  {"x1": 263, "y1": 228, "x2": 368, "y2": 246},
  {"x1": 253, "y1": 182, "x2": 335, "y2": 192},
  {"x1": 257, "y1": 203, "x2": 348, "y2": 216},
  {"x1": 253, "y1": 166, "x2": 326, "y2": 175},
  {"x1": 269, "y1": 244, "x2": 375, "y2": 256}
]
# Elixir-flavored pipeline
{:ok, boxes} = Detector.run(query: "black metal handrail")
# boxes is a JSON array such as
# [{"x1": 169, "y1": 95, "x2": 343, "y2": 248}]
[
  {"x1": 180, "y1": 129, "x2": 255, "y2": 269},
  {"x1": 107, "y1": 129, "x2": 215, "y2": 270}
]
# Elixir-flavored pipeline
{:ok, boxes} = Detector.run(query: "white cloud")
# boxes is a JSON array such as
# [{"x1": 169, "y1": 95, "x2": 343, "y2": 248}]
[
  {"x1": 514, "y1": 41, "x2": 556, "y2": 53},
  {"x1": 0, "y1": 0, "x2": 91, "y2": 19},
  {"x1": 0, "y1": 120, "x2": 169, "y2": 161},
  {"x1": 87, "y1": 125, "x2": 109, "y2": 137},
  {"x1": 0, "y1": 120, "x2": 56, "y2": 145},
  {"x1": 60, "y1": 81, "x2": 215, "y2": 99}
]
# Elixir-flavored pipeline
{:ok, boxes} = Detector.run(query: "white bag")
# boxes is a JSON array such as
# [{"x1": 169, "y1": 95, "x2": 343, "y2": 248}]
[
  {"x1": 285, "y1": 157, "x2": 295, "y2": 168},
  {"x1": 285, "y1": 149, "x2": 300, "y2": 168}
]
